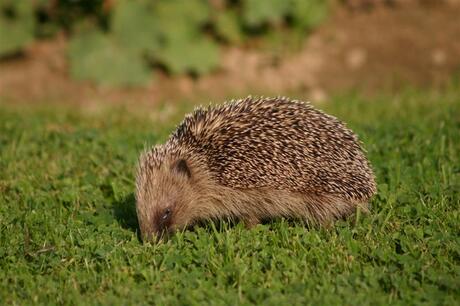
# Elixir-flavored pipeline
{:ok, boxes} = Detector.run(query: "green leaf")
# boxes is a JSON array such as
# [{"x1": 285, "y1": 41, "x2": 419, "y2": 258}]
[
  {"x1": 290, "y1": 0, "x2": 329, "y2": 30},
  {"x1": 156, "y1": 36, "x2": 219, "y2": 75},
  {"x1": 153, "y1": 0, "x2": 210, "y2": 46},
  {"x1": 0, "y1": 1, "x2": 34, "y2": 56},
  {"x1": 68, "y1": 30, "x2": 151, "y2": 87},
  {"x1": 111, "y1": 0, "x2": 160, "y2": 54},
  {"x1": 215, "y1": 10, "x2": 243, "y2": 44},
  {"x1": 154, "y1": 0, "x2": 210, "y2": 28},
  {"x1": 242, "y1": 0, "x2": 290, "y2": 27},
  {"x1": 148, "y1": 0, "x2": 218, "y2": 75}
]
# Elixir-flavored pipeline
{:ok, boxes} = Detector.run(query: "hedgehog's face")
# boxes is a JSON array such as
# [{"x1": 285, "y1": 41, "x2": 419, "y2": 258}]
[{"x1": 135, "y1": 147, "x2": 200, "y2": 242}]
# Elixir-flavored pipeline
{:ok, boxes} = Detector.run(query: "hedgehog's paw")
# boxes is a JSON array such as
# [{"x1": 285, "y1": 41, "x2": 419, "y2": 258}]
[{"x1": 242, "y1": 216, "x2": 260, "y2": 229}]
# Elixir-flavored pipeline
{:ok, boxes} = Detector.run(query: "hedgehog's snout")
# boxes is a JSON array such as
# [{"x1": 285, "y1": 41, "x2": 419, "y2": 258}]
[
  {"x1": 146, "y1": 226, "x2": 171, "y2": 243},
  {"x1": 140, "y1": 222, "x2": 171, "y2": 243}
]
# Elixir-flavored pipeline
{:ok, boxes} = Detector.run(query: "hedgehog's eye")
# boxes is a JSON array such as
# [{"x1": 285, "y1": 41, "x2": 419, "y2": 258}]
[
  {"x1": 155, "y1": 207, "x2": 173, "y2": 237},
  {"x1": 174, "y1": 159, "x2": 191, "y2": 178},
  {"x1": 162, "y1": 208, "x2": 172, "y2": 221}
]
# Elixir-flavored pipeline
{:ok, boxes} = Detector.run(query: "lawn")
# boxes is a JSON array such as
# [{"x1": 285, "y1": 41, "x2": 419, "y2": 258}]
[{"x1": 0, "y1": 87, "x2": 459, "y2": 305}]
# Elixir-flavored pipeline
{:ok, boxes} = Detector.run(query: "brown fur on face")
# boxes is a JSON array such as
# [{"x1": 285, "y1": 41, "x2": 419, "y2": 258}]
[
  {"x1": 135, "y1": 145, "x2": 200, "y2": 240},
  {"x1": 135, "y1": 97, "x2": 377, "y2": 241}
]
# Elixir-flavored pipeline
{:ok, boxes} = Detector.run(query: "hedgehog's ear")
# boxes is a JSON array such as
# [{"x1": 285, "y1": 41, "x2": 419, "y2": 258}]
[{"x1": 174, "y1": 159, "x2": 191, "y2": 178}]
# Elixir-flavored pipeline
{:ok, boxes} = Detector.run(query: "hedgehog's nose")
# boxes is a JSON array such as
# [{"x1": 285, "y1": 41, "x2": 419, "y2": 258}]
[
  {"x1": 141, "y1": 224, "x2": 171, "y2": 243},
  {"x1": 140, "y1": 230, "x2": 161, "y2": 243},
  {"x1": 151, "y1": 228, "x2": 171, "y2": 243},
  {"x1": 139, "y1": 224, "x2": 162, "y2": 243},
  {"x1": 140, "y1": 229, "x2": 155, "y2": 243}
]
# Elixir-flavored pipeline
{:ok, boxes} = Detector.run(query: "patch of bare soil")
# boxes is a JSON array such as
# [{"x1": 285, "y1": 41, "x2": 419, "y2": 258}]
[{"x1": 0, "y1": 0, "x2": 459, "y2": 107}]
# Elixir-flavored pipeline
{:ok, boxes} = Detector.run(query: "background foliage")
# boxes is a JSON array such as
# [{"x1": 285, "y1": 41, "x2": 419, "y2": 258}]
[{"x1": 0, "y1": 0, "x2": 328, "y2": 86}]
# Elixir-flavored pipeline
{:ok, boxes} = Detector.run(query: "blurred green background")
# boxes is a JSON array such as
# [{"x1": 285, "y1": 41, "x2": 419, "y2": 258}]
[
  {"x1": 1, "y1": 0, "x2": 459, "y2": 104},
  {"x1": 0, "y1": 0, "x2": 327, "y2": 86}
]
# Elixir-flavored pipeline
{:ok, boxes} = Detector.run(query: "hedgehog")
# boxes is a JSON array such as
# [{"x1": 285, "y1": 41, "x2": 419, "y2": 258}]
[{"x1": 135, "y1": 96, "x2": 376, "y2": 241}]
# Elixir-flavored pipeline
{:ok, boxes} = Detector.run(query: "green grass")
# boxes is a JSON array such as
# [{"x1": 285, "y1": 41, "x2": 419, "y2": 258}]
[{"x1": 1, "y1": 88, "x2": 459, "y2": 305}]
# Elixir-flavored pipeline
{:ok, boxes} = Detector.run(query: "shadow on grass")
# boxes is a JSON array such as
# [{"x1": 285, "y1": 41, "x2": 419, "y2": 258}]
[
  {"x1": 192, "y1": 216, "x2": 314, "y2": 233},
  {"x1": 113, "y1": 193, "x2": 141, "y2": 240}
]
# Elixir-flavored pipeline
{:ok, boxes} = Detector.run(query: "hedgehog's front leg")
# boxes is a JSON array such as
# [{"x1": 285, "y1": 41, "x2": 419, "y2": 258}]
[{"x1": 242, "y1": 216, "x2": 260, "y2": 228}]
